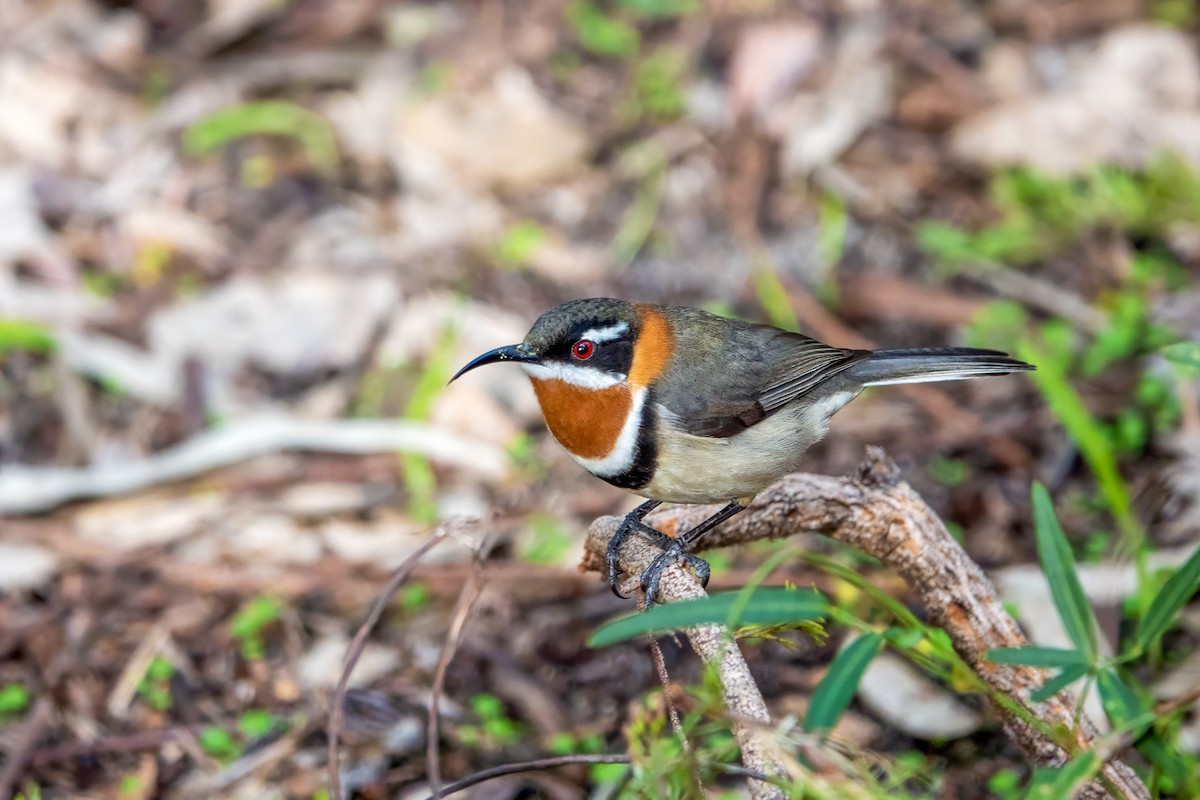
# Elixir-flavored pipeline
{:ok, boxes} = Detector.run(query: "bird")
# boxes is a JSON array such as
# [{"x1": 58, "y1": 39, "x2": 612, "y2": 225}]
[{"x1": 451, "y1": 298, "x2": 1034, "y2": 606}]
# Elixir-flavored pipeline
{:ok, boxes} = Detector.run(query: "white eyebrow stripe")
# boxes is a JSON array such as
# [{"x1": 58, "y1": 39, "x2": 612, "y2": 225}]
[
  {"x1": 578, "y1": 321, "x2": 629, "y2": 344},
  {"x1": 522, "y1": 362, "x2": 625, "y2": 389}
]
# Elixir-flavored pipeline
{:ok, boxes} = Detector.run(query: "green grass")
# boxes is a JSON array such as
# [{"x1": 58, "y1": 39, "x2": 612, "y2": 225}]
[
  {"x1": 399, "y1": 323, "x2": 459, "y2": 523},
  {"x1": 183, "y1": 100, "x2": 339, "y2": 176},
  {"x1": 136, "y1": 656, "x2": 175, "y2": 711},
  {"x1": 230, "y1": 595, "x2": 284, "y2": 660},
  {"x1": 0, "y1": 683, "x2": 31, "y2": 718},
  {"x1": 0, "y1": 319, "x2": 57, "y2": 357}
]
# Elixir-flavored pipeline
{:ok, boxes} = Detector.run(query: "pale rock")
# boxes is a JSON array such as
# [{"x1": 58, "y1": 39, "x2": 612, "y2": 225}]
[
  {"x1": 88, "y1": 9, "x2": 146, "y2": 73},
  {"x1": 728, "y1": 19, "x2": 824, "y2": 121},
  {"x1": 0, "y1": 167, "x2": 71, "y2": 277},
  {"x1": 855, "y1": 648, "x2": 982, "y2": 739},
  {"x1": 520, "y1": 237, "x2": 610, "y2": 286},
  {"x1": 431, "y1": 383, "x2": 521, "y2": 447},
  {"x1": 277, "y1": 483, "x2": 375, "y2": 517},
  {"x1": 378, "y1": 293, "x2": 538, "y2": 420},
  {"x1": 56, "y1": 272, "x2": 403, "y2": 411},
  {"x1": 0, "y1": 542, "x2": 61, "y2": 590},
  {"x1": 980, "y1": 41, "x2": 1040, "y2": 100},
  {"x1": 284, "y1": 205, "x2": 395, "y2": 273},
  {"x1": 223, "y1": 513, "x2": 322, "y2": 564},
  {"x1": 299, "y1": 636, "x2": 400, "y2": 690},
  {"x1": 778, "y1": 18, "x2": 893, "y2": 174},
  {"x1": 952, "y1": 25, "x2": 1200, "y2": 173},
  {"x1": 396, "y1": 68, "x2": 589, "y2": 191},
  {"x1": 122, "y1": 206, "x2": 227, "y2": 265},
  {"x1": 74, "y1": 494, "x2": 224, "y2": 549},
  {"x1": 321, "y1": 517, "x2": 426, "y2": 566}
]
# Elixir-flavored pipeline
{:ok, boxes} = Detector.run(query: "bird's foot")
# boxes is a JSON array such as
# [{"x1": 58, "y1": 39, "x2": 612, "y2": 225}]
[
  {"x1": 641, "y1": 544, "x2": 710, "y2": 610},
  {"x1": 607, "y1": 498, "x2": 746, "y2": 607},
  {"x1": 606, "y1": 500, "x2": 664, "y2": 598}
]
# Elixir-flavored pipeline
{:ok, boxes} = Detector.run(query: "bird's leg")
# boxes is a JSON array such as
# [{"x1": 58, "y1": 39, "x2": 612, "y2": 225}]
[
  {"x1": 641, "y1": 499, "x2": 749, "y2": 609},
  {"x1": 606, "y1": 499, "x2": 664, "y2": 598}
]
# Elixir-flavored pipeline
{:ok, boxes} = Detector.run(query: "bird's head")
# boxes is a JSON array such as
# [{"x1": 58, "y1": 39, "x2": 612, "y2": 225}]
[{"x1": 452, "y1": 298, "x2": 643, "y2": 389}]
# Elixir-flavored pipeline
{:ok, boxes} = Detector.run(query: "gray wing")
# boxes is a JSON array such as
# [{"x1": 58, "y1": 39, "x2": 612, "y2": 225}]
[{"x1": 652, "y1": 308, "x2": 869, "y2": 439}]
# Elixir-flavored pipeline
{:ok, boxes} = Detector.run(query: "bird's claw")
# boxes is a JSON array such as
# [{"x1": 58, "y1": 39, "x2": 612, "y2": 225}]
[
  {"x1": 605, "y1": 525, "x2": 631, "y2": 599},
  {"x1": 606, "y1": 498, "x2": 718, "y2": 609},
  {"x1": 641, "y1": 546, "x2": 711, "y2": 610}
]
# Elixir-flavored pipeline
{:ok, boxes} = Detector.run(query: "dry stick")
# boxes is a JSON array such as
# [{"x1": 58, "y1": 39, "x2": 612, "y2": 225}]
[
  {"x1": 426, "y1": 534, "x2": 493, "y2": 798},
  {"x1": 426, "y1": 754, "x2": 631, "y2": 799},
  {"x1": 328, "y1": 525, "x2": 458, "y2": 800},
  {"x1": 423, "y1": 754, "x2": 777, "y2": 799},
  {"x1": 582, "y1": 448, "x2": 1150, "y2": 800},
  {"x1": 0, "y1": 697, "x2": 53, "y2": 800},
  {"x1": 645, "y1": 634, "x2": 705, "y2": 794}
]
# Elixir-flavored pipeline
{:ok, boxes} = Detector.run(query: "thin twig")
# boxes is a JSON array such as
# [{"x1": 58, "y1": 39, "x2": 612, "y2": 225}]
[
  {"x1": 328, "y1": 522, "x2": 464, "y2": 800},
  {"x1": 31, "y1": 727, "x2": 187, "y2": 766},
  {"x1": 426, "y1": 754, "x2": 631, "y2": 798},
  {"x1": 426, "y1": 532, "x2": 494, "y2": 798},
  {"x1": 0, "y1": 697, "x2": 53, "y2": 799},
  {"x1": 421, "y1": 752, "x2": 779, "y2": 799},
  {"x1": 646, "y1": 633, "x2": 704, "y2": 794}
]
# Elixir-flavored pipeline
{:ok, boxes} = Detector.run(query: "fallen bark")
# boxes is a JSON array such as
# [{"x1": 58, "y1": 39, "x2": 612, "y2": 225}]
[{"x1": 582, "y1": 448, "x2": 1149, "y2": 800}]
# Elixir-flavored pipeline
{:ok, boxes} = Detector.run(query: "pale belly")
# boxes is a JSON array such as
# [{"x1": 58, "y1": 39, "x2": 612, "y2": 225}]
[{"x1": 634, "y1": 394, "x2": 855, "y2": 504}]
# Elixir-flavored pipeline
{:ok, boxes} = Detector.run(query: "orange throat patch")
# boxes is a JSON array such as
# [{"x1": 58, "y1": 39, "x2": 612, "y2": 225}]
[{"x1": 530, "y1": 379, "x2": 633, "y2": 460}]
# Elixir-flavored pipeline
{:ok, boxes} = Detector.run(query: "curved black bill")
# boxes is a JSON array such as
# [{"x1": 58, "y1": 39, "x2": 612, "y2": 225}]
[{"x1": 450, "y1": 344, "x2": 539, "y2": 383}]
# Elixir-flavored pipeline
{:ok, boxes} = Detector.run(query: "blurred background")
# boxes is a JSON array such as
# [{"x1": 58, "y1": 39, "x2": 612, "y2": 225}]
[{"x1": 2, "y1": 0, "x2": 1199, "y2": 797}]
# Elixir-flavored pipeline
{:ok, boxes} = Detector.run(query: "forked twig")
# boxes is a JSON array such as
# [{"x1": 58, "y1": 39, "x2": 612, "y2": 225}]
[
  {"x1": 328, "y1": 519, "x2": 473, "y2": 800},
  {"x1": 581, "y1": 448, "x2": 1150, "y2": 800},
  {"x1": 426, "y1": 533, "x2": 493, "y2": 797}
]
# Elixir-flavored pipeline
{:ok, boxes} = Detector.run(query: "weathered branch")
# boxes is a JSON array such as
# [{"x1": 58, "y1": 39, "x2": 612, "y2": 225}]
[{"x1": 582, "y1": 448, "x2": 1149, "y2": 800}]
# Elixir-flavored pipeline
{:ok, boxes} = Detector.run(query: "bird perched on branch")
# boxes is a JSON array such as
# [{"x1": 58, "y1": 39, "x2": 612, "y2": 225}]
[{"x1": 453, "y1": 298, "x2": 1033, "y2": 607}]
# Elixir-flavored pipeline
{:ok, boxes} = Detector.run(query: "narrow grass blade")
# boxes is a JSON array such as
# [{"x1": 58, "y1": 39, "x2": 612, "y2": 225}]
[
  {"x1": 1096, "y1": 668, "x2": 1148, "y2": 735},
  {"x1": 588, "y1": 588, "x2": 827, "y2": 648},
  {"x1": 1031, "y1": 483, "x2": 1099, "y2": 662},
  {"x1": 986, "y1": 645, "x2": 1088, "y2": 668},
  {"x1": 802, "y1": 632, "x2": 884, "y2": 734},
  {"x1": 1134, "y1": 544, "x2": 1200, "y2": 653},
  {"x1": 1030, "y1": 664, "x2": 1088, "y2": 703},
  {"x1": 1162, "y1": 341, "x2": 1200, "y2": 373},
  {"x1": 1018, "y1": 342, "x2": 1140, "y2": 547}
]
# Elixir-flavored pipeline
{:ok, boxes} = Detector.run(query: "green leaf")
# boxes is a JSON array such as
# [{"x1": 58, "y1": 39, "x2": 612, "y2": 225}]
[
  {"x1": 1030, "y1": 664, "x2": 1088, "y2": 703},
  {"x1": 1134, "y1": 544, "x2": 1200, "y2": 653},
  {"x1": 1095, "y1": 669, "x2": 1148, "y2": 734},
  {"x1": 803, "y1": 633, "x2": 884, "y2": 734},
  {"x1": 1023, "y1": 751, "x2": 1100, "y2": 799},
  {"x1": 1030, "y1": 483, "x2": 1099, "y2": 662},
  {"x1": 616, "y1": 0, "x2": 696, "y2": 18},
  {"x1": 986, "y1": 645, "x2": 1089, "y2": 668},
  {"x1": 567, "y1": 0, "x2": 640, "y2": 57},
  {"x1": 0, "y1": 683, "x2": 31, "y2": 717},
  {"x1": 238, "y1": 709, "x2": 284, "y2": 740},
  {"x1": 1163, "y1": 341, "x2": 1200, "y2": 374},
  {"x1": 198, "y1": 726, "x2": 240, "y2": 760},
  {"x1": 587, "y1": 587, "x2": 827, "y2": 648}
]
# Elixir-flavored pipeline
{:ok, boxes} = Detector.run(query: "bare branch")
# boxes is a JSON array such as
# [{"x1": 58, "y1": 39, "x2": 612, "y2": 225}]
[
  {"x1": 424, "y1": 754, "x2": 631, "y2": 799},
  {"x1": 426, "y1": 533, "x2": 493, "y2": 797},
  {"x1": 582, "y1": 448, "x2": 1149, "y2": 800},
  {"x1": 328, "y1": 519, "x2": 472, "y2": 800}
]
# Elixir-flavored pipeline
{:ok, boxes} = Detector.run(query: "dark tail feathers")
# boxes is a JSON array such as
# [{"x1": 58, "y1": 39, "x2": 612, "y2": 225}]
[{"x1": 846, "y1": 347, "x2": 1035, "y2": 387}]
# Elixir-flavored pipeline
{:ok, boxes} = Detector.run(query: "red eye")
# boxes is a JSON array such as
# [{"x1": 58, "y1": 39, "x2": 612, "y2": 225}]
[{"x1": 573, "y1": 340, "x2": 595, "y2": 359}]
